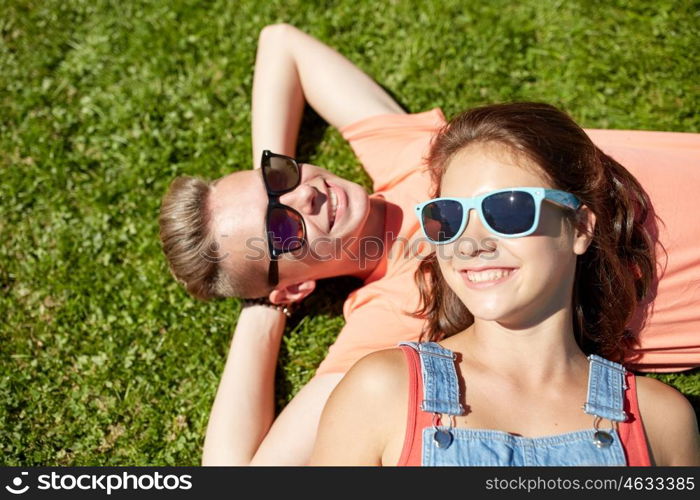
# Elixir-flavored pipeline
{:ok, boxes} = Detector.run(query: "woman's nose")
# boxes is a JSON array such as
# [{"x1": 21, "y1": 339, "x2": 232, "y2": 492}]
[
  {"x1": 452, "y1": 209, "x2": 497, "y2": 257},
  {"x1": 279, "y1": 183, "x2": 320, "y2": 215}
]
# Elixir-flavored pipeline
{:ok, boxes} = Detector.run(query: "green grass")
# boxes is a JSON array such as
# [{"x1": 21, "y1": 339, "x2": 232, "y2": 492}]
[{"x1": 1, "y1": 0, "x2": 698, "y2": 465}]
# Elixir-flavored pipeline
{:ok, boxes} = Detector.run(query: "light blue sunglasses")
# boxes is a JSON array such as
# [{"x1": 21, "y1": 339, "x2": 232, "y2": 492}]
[{"x1": 415, "y1": 187, "x2": 581, "y2": 244}]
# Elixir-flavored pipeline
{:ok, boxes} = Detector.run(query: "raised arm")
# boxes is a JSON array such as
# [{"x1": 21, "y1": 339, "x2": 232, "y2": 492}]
[
  {"x1": 251, "y1": 23, "x2": 404, "y2": 166},
  {"x1": 202, "y1": 300, "x2": 346, "y2": 465},
  {"x1": 201, "y1": 305, "x2": 286, "y2": 465}
]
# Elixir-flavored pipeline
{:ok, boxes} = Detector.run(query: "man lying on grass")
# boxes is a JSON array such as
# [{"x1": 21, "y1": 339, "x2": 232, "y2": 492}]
[{"x1": 158, "y1": 24, "x2": 700, "y2": 465}]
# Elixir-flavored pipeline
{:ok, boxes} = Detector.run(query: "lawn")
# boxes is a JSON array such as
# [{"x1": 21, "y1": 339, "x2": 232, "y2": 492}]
[{"x1": 1, "y1": 0, "x2": 698, "y2": 465}]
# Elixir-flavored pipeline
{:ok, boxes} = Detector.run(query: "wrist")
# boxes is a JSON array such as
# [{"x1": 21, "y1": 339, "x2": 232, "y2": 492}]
[{"x1": 242, "y1": 297, "x2": 295, "y2": 318}]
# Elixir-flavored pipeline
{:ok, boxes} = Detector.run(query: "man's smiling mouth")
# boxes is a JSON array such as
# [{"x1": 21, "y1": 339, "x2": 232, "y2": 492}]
[{"x1": 326, "y1": 180, "x2": 338, "y2": 231}]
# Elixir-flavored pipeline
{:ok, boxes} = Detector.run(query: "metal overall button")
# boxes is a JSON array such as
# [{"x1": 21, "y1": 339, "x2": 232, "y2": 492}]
[
  {"x1": 593, "y1": 431, "x2": 614, "y2": 448},
  {"x1": 432, "y1": 413, "x2": 455, "y2": 449},
  {"x1": 592, "y1": 416, "x2": 614, "y2": 448}
]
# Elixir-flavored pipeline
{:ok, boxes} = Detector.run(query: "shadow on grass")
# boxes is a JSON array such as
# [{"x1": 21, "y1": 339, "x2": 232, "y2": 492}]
[
  {"x1": 295, "y1": 105, "x2": 328, "y2": 164},
  {"x1": 294, "y1": 85, "x2": 410, "y2": 164},
  {"x1": 298, "y1": 275, "x2": 364, "y2": 320}
]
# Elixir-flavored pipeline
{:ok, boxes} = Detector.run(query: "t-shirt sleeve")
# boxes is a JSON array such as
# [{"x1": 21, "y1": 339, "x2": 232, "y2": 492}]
[
  {"x1": 339, "y1": 108, "x2": 447, "y2": 193},
  {"x1": 315, "y1": 283, "x2": 426, "y2": 376}
]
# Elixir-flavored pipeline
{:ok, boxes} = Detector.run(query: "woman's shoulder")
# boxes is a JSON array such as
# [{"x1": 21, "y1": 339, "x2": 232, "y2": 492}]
[
  {"x1": 635, "y1": 375, "x2": 695, "y2": 421},
  {"x1": 311, "y1": 348, "x2": 410, "y2": 464},
  {"x1": 321, "y1": 347, "x2": 410, "y2": 419},
  {"x1": 340, "y1": 347, "x2": 410, "y2": 396},
  {"x1": 329, "y1": 348, "x2": 413, "y2": 423},
  {"x1": 634, "y1": 375, "x2": 700, "y2": 465}
]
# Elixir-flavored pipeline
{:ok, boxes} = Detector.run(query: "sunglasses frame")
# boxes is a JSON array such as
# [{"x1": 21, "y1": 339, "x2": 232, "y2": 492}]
[
  {"x1": 260, "y1": 150, "x2": 307, "y2": 286},
  {"x1": 414, "y1": 187, "x2": 581, "y2": 244}
]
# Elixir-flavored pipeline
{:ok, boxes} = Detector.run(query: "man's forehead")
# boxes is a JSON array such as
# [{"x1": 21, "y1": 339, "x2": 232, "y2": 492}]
[
  {"x1": 209, "y1": 170, "x2": 270, "y2": 281},
  {"x1": 210, "y1": 170, "x2": 266, "y2": 237}
]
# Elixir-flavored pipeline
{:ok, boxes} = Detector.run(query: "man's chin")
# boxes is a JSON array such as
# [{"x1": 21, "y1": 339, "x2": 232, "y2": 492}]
[
  {"x1": 334, "y1": 182, "x2": 370, "y2": 239},
  {"x1": 341, "y1": 184, "x2": 371, "y2": 237}
]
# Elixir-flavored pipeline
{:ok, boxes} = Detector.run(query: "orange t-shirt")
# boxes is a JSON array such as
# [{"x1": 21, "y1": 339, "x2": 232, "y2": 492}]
[
  {"x1": 586, "y1": 129, "x2": 700, "y2": 372},
  {"x1": 315, "y1": 109, "x2": 700, "y2": 376}
]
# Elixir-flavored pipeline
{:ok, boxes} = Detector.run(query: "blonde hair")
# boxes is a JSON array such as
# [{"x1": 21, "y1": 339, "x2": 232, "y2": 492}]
[{"x1": 158, "y1": 176, "x2": 267, "y2": 300}]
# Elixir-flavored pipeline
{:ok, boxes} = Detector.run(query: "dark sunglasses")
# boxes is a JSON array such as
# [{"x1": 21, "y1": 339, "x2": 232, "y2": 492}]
[
  {"x1": 415, "y1": 187, "x2": 581, "y2": 243},
  {"x1": 261, "y1": 150, "x2": 307, "y2": 286}
]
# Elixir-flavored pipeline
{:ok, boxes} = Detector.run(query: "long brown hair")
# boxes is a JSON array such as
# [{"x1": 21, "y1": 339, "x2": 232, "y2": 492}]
[{"x1": 413, "y1": 102, "x2": 658, "y2": 363}]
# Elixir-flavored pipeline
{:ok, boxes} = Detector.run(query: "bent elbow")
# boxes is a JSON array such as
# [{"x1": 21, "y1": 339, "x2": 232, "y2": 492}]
[{"x1": 258, "y1": 23, "x2": 297, "y2": 42}]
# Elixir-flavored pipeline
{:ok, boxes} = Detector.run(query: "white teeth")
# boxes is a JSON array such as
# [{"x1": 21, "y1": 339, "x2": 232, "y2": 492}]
[
  {"x1": 466, "y1": 269, "x2": 513, "y2": 283},
  {"x1": 329, "y1": 188, "x2": 338, "y2": 228}
]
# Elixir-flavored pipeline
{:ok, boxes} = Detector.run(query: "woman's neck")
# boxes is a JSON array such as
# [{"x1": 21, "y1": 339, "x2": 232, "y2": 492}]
[{"x1": 456, "y1": 307, "x2": 589, "y2": 387}]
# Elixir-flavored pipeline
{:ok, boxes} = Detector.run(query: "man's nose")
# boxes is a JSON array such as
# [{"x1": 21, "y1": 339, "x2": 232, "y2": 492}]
[{"x1": 278, "y1": 183, "x2": 321, "y2": 215}]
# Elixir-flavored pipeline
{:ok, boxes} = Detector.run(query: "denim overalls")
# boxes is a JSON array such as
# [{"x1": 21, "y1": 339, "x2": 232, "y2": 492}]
[{"x1": 400, "y1": 341, "x2": 629, "y2": 466}]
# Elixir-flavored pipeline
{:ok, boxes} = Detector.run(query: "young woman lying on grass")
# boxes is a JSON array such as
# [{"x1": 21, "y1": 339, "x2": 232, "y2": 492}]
[{"x1": 310, "y1": 103, "x2": 700, "y2": 466}]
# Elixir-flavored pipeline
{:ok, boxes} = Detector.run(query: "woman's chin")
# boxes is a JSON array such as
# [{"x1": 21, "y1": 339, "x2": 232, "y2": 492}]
[
  {"x1": 466, "y1": 303, "x2": 524, "y2": 324},
  {"x1": 471, "y1": 311, "x2": 507, "y2": 323}
]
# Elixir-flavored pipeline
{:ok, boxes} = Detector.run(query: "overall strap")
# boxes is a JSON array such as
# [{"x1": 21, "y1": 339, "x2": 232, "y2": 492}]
[
  {"x1": 583, "y1": 354, "x2": 628, "y2": 422},
  {"x1": 398, "y1": 342, "x2": 465, "y2": 416}
]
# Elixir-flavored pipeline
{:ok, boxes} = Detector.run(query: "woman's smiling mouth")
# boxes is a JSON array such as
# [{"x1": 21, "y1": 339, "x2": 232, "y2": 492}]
[{"x1": 460, "y1": 267, "x2": 518, "y2": 289}]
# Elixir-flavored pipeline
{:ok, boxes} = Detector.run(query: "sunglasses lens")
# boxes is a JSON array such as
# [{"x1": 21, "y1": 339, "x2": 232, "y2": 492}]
[
  {"x1": 421, "y1": 200, "x2": 464, "y2": 242},
  {"x1": 482, "y1": 191, "x2": 535, "y2": 235},
  {"x1": 264, "y1": 156, "x2": 300, "y2": 193},
  {"x1": 267, "y1": 207, "x2": 304, "y2": 252}
]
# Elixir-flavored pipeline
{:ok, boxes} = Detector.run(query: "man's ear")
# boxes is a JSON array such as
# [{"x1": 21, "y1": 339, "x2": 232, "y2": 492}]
[
  {"x1": 573, "y1": 205, "x2": 597, "y2": 256},
  {"x1": 268, "y1": 280, "x2": 316, "y2": 305}
]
